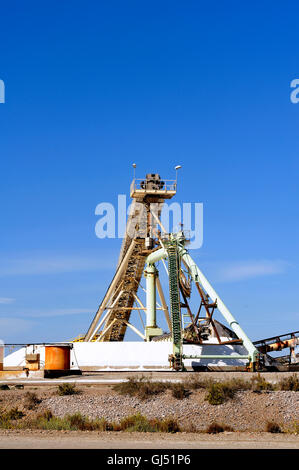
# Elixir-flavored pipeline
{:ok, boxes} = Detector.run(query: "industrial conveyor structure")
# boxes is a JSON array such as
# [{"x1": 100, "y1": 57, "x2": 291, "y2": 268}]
[
  {"x1": 84, "y1": 173, "x2": 176, "y2": 343},
  {"x1": 78, "y1": 170, "x2": 299, "y2": 371},
  {"x1": 2, "y1": 170, "x2": 298, "y2": 376}
]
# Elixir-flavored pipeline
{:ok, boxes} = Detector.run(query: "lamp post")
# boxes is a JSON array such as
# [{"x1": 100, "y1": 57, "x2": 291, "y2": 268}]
[
  {"x1": 174, "y1": 165, "x2": 182, "y2": 187},
  {"x1": 132, "y1": 163, "x2": 136, "y2": 181}
]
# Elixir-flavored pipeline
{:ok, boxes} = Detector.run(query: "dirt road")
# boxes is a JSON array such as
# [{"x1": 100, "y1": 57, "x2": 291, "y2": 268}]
[{"x1": 0, "y1": 431, "x2": 298, "y2": 449}]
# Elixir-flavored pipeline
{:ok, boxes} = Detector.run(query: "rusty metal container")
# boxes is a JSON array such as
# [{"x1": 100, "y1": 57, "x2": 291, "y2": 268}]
[
  {"x1": 44, "y1": 345, "x2": 71, "y2": 370},
  {"x1": 0, "y1": 343, "x2": 3, "y2": 371}
]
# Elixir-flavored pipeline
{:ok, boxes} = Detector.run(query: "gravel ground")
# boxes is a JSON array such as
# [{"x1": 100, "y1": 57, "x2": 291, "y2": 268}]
[
  {"x1": 0, "y1": 375, "x2": 298, "y2": 433},
  {"x1": 39, "y1": 389, "x2": 299, "y2": 432}
]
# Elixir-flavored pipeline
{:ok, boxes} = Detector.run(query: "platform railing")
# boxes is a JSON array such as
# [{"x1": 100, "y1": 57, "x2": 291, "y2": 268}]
[{"x1": 130, "y1": 178, "x2": 177, "y2": 194}]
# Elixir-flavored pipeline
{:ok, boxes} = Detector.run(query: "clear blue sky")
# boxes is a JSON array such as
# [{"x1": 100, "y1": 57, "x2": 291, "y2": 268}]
[{"x1": 0, "y1": 1, "x2": 298, "y2": 344}]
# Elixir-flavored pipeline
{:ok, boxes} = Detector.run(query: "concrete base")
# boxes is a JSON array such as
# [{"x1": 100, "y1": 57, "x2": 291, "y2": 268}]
[
  {"x1": 72, "y1": 341, "x2": 250, "y2": 370},
  {"x1": 4, "y1": 340, "x2": 250, "y2": 371},
  {"x1": 0, "y1": 370, "x2": 44, "y2": 380}
]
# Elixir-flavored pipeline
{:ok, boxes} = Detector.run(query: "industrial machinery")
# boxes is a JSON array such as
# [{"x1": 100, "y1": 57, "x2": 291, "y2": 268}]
[
  {"x1": 2, "y1": 168, "x2": 298, "y2": 374},
  {"x1": 77, "y1": 168, "x2": 299, "y2": 371}
]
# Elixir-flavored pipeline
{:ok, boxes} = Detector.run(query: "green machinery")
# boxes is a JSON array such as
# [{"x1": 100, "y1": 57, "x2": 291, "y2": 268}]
[
  {"x1": 166, "y1": 240, "x2": 183, "y2": 370},
  {"x1": 146, "y1": 232, "x2": 259, "y2": 371}
]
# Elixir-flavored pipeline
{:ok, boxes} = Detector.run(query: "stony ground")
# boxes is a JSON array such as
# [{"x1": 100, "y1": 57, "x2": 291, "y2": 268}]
[
  {"x1": 0, "y1": 372, "x2": 298, "y2": 434},
  {"x1": 38, "y1": 389, "x2": 299, "y2": 432}
]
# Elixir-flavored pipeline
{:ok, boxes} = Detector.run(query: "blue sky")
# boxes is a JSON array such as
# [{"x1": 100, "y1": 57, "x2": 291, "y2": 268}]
[{"x1": 0, "y1": 1, "x2": 298, "y2": 344}]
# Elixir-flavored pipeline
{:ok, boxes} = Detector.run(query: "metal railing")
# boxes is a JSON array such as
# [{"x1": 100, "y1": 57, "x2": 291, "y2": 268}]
[{"x1": 130, "y1": 178, "x2": 177, "y2": 194}]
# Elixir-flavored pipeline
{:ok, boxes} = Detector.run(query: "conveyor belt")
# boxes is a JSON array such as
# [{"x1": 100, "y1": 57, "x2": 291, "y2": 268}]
[
  {"x1": 253, "y1": 330, "x2": 299, "y2": 350},
  {"x1": 100, "y1": 238, "x2": 147, "y2": 341},
  {"x1": 94, "y1": 200, "x2": 164, "y2": 341},
  {"x1": 83, "y1": 173, "x2": 177, "y2": 343}
]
